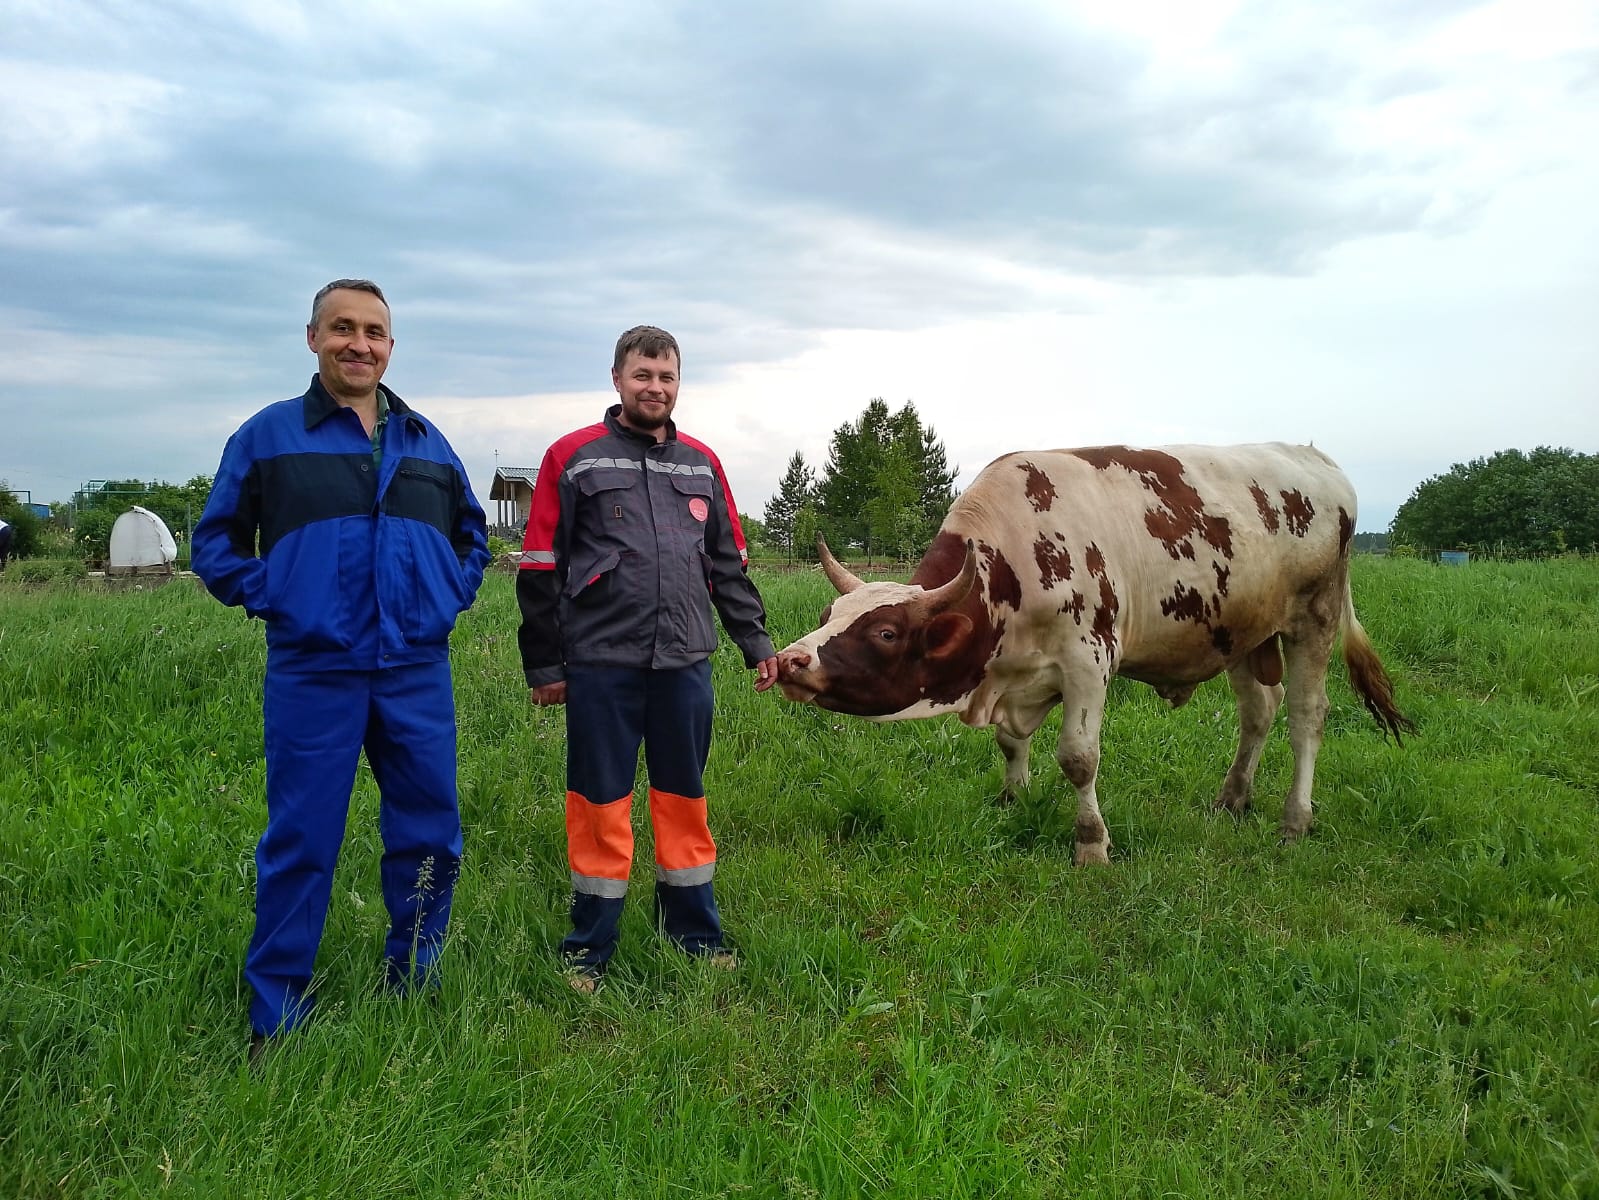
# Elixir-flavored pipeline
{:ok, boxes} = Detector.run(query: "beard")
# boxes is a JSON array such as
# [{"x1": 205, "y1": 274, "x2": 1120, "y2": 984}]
[{"x1": 622, "y1": 398, "x2": 672, "y2": 431}]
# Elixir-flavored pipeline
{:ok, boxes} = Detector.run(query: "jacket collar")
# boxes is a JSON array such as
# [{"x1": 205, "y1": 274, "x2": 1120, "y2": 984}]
[
  {"x1": 604, "y1": 402, "x2": 676, "y2": 445},
  {"x1": 304, "y1": 374, "x2": 425, "y2": 434}
]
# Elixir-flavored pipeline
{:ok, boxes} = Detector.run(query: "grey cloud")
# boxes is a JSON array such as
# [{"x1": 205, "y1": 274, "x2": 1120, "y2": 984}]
[{"x1": 4, "y1": 0, "x2": 1590, "y2": 509}]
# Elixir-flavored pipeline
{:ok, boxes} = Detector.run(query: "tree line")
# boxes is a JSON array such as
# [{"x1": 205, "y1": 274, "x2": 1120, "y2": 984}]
[
  {"x1": 9, "y1": 441, "x2": 1593, "y2": 572},
  {"x1": 1390, "y1": 447, "x2": 1598, "y2": 557},
  {"x1": 761, "y1": 398, "x2": 957, "y2": 563},
  {"x1": 758, "y1": 417, "x2": 1598, "y2": 566}
]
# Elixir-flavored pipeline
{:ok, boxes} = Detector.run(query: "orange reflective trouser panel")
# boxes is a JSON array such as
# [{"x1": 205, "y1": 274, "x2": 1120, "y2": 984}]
[{"x1": 562, "y1": 662, "x2": 721, "y2": 970}]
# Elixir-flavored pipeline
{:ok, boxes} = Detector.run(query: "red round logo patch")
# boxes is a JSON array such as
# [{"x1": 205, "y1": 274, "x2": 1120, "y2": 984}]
[{"x1": 688, "y1": 497, "x2": 710, "y2": 522}]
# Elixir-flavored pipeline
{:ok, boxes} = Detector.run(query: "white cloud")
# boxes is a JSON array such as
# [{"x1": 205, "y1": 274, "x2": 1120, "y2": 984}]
[{"x1": 0, "y1": 61, "x2": 177, "y2": 175}]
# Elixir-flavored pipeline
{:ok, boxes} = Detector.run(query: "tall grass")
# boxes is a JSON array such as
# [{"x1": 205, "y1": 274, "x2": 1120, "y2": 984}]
[{"x1": 2, "y1": 558, "x2": 1597, "y2": 1198}]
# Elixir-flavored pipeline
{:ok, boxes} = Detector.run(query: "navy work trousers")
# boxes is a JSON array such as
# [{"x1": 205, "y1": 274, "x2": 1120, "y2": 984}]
[
  {"x1": 249, "y1": 660, "x2": 462, "y2": 1035},
  {"x1": 562, "y1": 661, "x2": 723, "y2": 971}
]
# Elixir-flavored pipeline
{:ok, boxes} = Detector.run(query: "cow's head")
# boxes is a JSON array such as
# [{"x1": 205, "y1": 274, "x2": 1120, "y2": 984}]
[{"x1": 776, "y1": 535, "x2": 994, "y2": 719}]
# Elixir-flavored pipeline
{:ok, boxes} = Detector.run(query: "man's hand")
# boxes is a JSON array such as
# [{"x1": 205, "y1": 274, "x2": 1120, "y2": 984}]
[
  {"x1": 753, "y1": 656, "x2": 779, "y2": 693},
  {"x1": 530, "y1": 682, "x2": 568, "y2": 706}
]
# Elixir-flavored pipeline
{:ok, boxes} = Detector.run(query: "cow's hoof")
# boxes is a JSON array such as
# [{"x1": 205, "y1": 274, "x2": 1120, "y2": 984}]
[
  {"x1": 993, "y1": 789, "x2": 1016, "y2": 808},
  {"x1": 1276, "y1": 823, "x2": 1310, "y2": 845},
  {"x1": 1212, "y1": 795, "x2": 1253, "y2": 819},
  {"x1": 1073, "y1": 843, "x2": 1111, "y2": 867}
]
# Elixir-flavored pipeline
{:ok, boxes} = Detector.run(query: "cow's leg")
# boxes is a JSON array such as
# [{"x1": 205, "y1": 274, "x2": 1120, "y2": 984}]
[
  {"x1": 1278, "y1": 629, "x2": 1335, "y2": 842},
  {"x1": 1055, "y1": 696, "x2": 1110, "y2": 866},
  {"x1": 994, "y1": 697, "x2": 1058, "y2": 803},
  {"x1": 994, "y1": 725, "x2": 1031, "y2": 804},
  {"x1": 1214, "y1": 661, "x2": 1284, "y2": 817}
]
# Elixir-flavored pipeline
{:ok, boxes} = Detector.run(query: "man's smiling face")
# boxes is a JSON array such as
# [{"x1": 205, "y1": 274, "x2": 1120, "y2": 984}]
[{"x1": 307, "y1": 288, "x2": 392, "y2": 405}]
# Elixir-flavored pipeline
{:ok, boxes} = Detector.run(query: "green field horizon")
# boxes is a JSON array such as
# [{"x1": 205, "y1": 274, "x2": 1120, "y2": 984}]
[{"x1": 3, "y1": 557, "x2": 1596, "y2": 1198}]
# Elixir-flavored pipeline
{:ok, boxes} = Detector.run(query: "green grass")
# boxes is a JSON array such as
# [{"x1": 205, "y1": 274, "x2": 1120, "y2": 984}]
[{"x1": 2, "y1": 558, "x2": 1597, "y2": 1198}]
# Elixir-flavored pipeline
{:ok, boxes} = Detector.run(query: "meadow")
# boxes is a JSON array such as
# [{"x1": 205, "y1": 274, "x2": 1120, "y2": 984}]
[{"x1": 2, "y1": 556, "x2": 1596, "y2": 1198}]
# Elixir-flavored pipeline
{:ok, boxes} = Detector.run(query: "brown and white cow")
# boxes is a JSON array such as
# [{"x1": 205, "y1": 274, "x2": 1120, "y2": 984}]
[{"x1": 775, "y1": 443, "x2": 1414, "y2": 864}]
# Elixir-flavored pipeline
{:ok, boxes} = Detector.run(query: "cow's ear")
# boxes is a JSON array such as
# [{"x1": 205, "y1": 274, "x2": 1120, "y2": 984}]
[{"x1": 924, "y1": 612, "x2": 974, "y2": 659}]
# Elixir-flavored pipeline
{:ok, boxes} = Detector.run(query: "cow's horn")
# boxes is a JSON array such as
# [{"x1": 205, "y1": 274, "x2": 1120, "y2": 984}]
[
  {"x1": 817, "y1": 535, "x2": 864, "y2": 594},
  {"x1": 921, "y1": 538, "x2": 979, "y2": 614}
]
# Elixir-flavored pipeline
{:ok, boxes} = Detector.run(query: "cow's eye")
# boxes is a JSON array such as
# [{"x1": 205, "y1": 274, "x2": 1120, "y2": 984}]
[{"x1": 877, "y1": 628, "x2": 896, "y2": 642}]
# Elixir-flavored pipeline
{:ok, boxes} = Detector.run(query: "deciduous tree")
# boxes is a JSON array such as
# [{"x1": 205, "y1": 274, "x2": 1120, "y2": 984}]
[{"x1": 1390, "y1": 447, "x2": 1599, "y2": 556}]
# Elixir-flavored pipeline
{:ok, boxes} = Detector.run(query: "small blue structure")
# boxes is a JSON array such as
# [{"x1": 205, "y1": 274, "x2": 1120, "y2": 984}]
[{"x1": 1439, "y1": 550, "x2": 1470, "y2": 567}]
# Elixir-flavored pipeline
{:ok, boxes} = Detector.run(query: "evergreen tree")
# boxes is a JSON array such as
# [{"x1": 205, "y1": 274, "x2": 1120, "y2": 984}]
[
  {"x1": 818, "y1": 398, "x2": 891, "y2": 553},
  {"x1": 762, "y1": 451, "x2": 817, "y2": 559},
  {"x1": 913, "y1": 421, "x2": 957, "y2": 542},
  {"x1": 814, "y1": 397, "x2": 958, "y2": 562}
]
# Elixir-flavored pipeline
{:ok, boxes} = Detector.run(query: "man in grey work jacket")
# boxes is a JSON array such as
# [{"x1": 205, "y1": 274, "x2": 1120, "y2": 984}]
[
  {"x1": 517, "y1": 325, "x2": 778, "y2": 990},
  {"x1": 193, "y1": 279, "x2": 489, "y2": 1059}
]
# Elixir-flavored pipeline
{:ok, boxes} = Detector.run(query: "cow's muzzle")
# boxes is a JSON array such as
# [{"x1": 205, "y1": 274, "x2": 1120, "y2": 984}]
[{"x1": 775, "y1": 646, "x2": 820, "y2": 704}]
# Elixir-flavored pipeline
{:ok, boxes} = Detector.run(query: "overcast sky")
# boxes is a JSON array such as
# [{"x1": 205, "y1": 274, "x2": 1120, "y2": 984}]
[{"x1": 3, "y1": 0, "x2": 1595, "y2": 533}]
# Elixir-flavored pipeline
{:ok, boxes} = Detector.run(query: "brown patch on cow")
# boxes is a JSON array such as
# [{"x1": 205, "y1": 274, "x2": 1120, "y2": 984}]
[
  {"x1": 1089, "y1": 576, "x2": 1118, "y2": 663},
  {"x1": 979, "y1": 542, "x2": 1023, "y2": 610},
  {"x1": 1060, "y1": 590, "x2": 1086, "y2": 624},
  {"x1": 1060, "y1": 750, "x2": 1098, "y2": 789},
  {"x1": 1338, "y1": 507, "x2": 1354, "y2": 554},
  {"x1": 1280, "y1": 489, "x2": 1315, "y2": 538},
  {"x1": 910, "y1": 530, "x2": 971, "y2": 591},
  {"x1": 1074, "y1": 815, "x2": 1107, "y2": 846},
  {"x1": 1250, "y1": 481, "x2": 1281, "y2": 533},
  {"x1": 1033, "y1": 532, "x2": 1073, "y2": 589},
  {"x1": 1071, "y1": 446, "x2": 1234, "y2": 561},
  {"x1": 1159, "y1": 572, "x2": 1239, "y2": 661},
  {"x1": 1081, "y1": 541, "x2": 1118, "y2": 662},
  {"x1": 1019, "y1": 461, "x2": 1056, "y2": 512},
  {"x1": 1161, "y1": 581, "x2": 1210, "y2": 624}
]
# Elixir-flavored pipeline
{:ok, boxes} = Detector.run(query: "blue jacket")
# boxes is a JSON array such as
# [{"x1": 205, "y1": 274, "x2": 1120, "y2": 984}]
[{"x1": 193, "y1": 375, "x2": 489, "y2": 672}]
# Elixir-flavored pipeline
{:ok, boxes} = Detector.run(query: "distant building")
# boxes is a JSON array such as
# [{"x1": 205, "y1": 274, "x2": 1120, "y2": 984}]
[{"x1": 489, "y1": 466, "x2": 539, "y2": 535}]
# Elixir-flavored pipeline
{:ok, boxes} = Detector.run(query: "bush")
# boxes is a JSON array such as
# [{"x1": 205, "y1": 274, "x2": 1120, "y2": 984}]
[
  {"x1": 0, "y1": 496, "x2": 43, "y2": 558},
  {"x1": 6, "y1": 558, "x2": 86, "y2": 583}
]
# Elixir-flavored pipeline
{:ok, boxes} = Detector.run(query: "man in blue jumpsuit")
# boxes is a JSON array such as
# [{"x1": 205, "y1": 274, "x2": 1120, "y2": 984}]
[
  {"x1": 193, "y1": 279, "x2": 489, "y2": 1059},
  {"x1": 517, "y1": 325, "x2": 778, "y2": 990}
]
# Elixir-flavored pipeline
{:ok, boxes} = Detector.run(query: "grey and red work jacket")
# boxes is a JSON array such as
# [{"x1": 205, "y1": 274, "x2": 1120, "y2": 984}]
[{"x1": 516, "y1": 405, "x2": 774, "y2": 687}]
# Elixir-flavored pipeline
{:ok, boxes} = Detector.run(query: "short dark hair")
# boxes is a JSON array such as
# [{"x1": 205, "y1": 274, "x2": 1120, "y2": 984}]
[
  {"x1": 310, "y1": 279, "x2": 389, "y2": 329},
  {"x1": 613, "y1": 325, "x2": 680, "y2": 373}
]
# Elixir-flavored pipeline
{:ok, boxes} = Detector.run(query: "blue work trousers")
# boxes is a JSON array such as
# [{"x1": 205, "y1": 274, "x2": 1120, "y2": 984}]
[
  {"x1": 249, "y1": 660, "x2": 462, "y2": 1035},
  {"x1": 562, "y1": 661, "x2": 723, "y2": 971}
]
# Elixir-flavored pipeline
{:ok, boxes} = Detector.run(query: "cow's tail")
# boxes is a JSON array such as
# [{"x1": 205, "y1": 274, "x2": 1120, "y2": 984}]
[{"x1": 1339, "y1": 574, "x2": 1417, "y2": 744}]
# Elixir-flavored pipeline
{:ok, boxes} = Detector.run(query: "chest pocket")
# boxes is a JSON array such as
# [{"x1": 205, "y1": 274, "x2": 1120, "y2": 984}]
[
  {"x1": 667, "y1": 471, "x2": 715, "y2": 538},
  {"x1": 576, "y1": 464, "x2": 640, "y2": 512},
  {"x1": 571, "y1": 465, "x2": 641, "y2": 570},
  {"x1": 385, "y1": 457, "x2": 457, "y2": 537}
]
